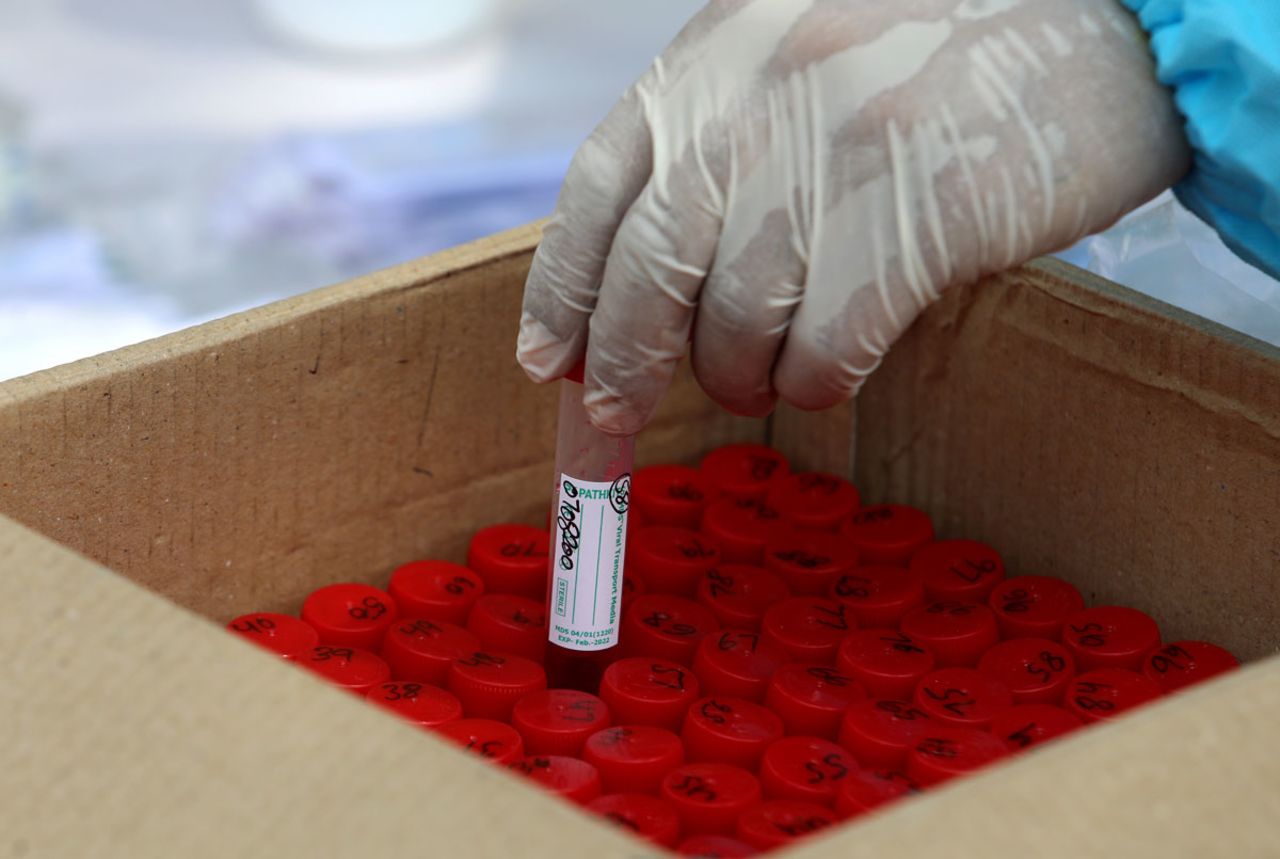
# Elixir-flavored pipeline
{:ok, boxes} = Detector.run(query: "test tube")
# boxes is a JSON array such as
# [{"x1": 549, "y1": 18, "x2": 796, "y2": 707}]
[{"x1": 546, "y1": 361, "x2": 636, "y2": 691}]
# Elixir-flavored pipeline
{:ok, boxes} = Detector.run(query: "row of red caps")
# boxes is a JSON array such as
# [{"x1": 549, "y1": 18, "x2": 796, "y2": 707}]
[{"x1": 226, "y1": 444, "x2": 1239, "y2": 856}]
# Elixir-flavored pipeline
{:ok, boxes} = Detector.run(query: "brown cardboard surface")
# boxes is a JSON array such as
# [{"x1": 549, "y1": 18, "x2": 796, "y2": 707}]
[{"x1": 2, "y1": 221, "x2": 1278, "y2": 856}]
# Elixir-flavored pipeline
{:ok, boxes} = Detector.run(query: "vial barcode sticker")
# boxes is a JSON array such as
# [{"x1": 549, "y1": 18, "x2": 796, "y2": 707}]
[{"x1": 549, "y1": 473, "x2": 630, "y2": 651}]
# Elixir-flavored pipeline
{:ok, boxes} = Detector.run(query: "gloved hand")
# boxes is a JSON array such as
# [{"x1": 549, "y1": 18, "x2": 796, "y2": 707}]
[{"x1": 518, "y1": 0, "x2": 1191, "y2": 435}]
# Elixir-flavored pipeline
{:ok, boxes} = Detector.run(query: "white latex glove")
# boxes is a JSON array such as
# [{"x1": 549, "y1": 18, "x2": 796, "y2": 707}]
[{"x1": 518, "y1": 0, "x2": 1190, "y2": 435}]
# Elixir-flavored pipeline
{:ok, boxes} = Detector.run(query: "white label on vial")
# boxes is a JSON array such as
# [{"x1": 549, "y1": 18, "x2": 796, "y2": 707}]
[{"x1": 549, "y1": 472, "x2": 630, "y2": 651}]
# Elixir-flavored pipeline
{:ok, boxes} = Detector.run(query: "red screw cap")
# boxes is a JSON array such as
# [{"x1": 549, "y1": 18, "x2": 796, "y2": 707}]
[
  {"x1": 761, "y1": 529, "x2": 860, "y2": 596},
  {"x1": 466, "y1": 523, "x2": 550, "y2": 600},
  {"x1": 511, "y1": 689, "x2": 611, "y2": 757},
  {"x1": 588, "y1": 793, "x2": 682, "y2": 848},
  {"x1": 837, "y1": 698, "x2": 934, "y2": 769},
  {"x1": 759, "y1": 736, "x2": 858, "y2": 806},
  {"x1": 700, "y1": 498, "x2": 790, "y2": 564},
  {"x1": 761, "y1": 597, "x2": 855, "y2": 664},
  {"x1": 1144, "y1": 641, "x2": 1239, "y2": 694},
  {"x1": 622, "y1": 572, "x2": 647, "y2": 604},
  {"x1": 676, "y1": 834, "x2": 759, "y2": 857},
  {"x1": 987, "y1": 575, "x2": 1085, "y2": 640},
  {"x1": 700, "y1": 443, "x2": 790, "y2": 503},
  {"x1": 630, "y1": 527, "x2": 723, "y2": 597},
  {"x1": 682, "y1": 697, "x2": 785, "y2": 769},
  {"x1": 839, "y1": 504, "x2": 934, "y2": 564},
  {"x1": 379, "y1": 618, "x2": 480, "y2": 685},
  {"x1": 836, "y1": 629, "x2": 936, "y2": 700},
  {"x1": 767, "y1": 472, "x2": 861, "y2": 532},
  {"x1": 765, "y1": 664, "x2": 866, "y2": 740},
  {"x1": 633, "y1": 464, "x2": 715, "y2": 530},
  {"x1": 1062, "y1": 606, "x2": 1162, "y2": 671},
  {"x1": 1065, "y1": 668, "x2": 1163, "y2": 724},
  {"x1": 509, "y1": 755, "x2": 603, "y2": 805},
  {"x1": 906, "y1": 724, "x2": 1010, "y2": 787},
  {"x1": 660, "y1": 762, "x2": 763, "y2": 837},
  {"x1": 622, "y1": 594, "x2": 720, "y2": 665},
  {"x1": 466, "y1": 594, "x2": 547, "y2": 662},
  {"x1": 582, "y1": 725, "x2": 686, "y2": 795},
  {"x1": 302, "y1": 645, "x2": 391, "y2": 694},
  {"x1": 900, "y1": 601, "x2": 1000, "y2": 667},
  {"x1": 977, "y1": 638, "x2": 1076, "y2": 705},
  {"x1": 365, "y1": 681, "x2": 463, "y2": 728},
  {"x1": 387, "y1": 560, "x2": 484, "y2": 626},
  {"x1": 446, "y1": 651, "x2": 547, "y2": 721},
  {"x1": 226, "y1": 612, "x2": 319, "y2": 659},
  {"x1": 434, "y1": 718, "x2": 525, "y2": 765},
  {"x1": 693, "y1": 630, "x2": 790, "y2": 702},
  {"x1": 696, "y1": 565, "x2": 791, "y2": 632},
  {"x1": 735, "y1": 800, "x2": 837, "y2": 852},
  {"x1": 913, "y1": 667, "x2": 1014, "y2": 729},
  {"x1": 829, "y1": 565, "x2": 925, "y2": 628},
  {"x1": 599, "y1": 657, "x2": 702, "y2": 732},
  {"x1": 834, "y1": 769, "x2": 918, "y2": 820},
  {"x1": 301, "y1": 583, "x2": 399, "y2": 651},
  {"x1": 990, "y1": 704, "x2": 1083, "y2": 752},
  {"x1": 910, "y1": 539, "x2": 1005, "y2": 602}
]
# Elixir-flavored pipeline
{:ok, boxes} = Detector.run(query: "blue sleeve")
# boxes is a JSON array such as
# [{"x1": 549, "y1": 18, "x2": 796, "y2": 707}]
[{"x1": 1120, "y1": 0, "x2": 1280, "y2": 279}]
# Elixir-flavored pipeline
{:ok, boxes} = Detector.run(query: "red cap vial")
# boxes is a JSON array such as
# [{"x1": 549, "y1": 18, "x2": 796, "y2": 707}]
[
  {"x1": 447, "y1": 650, "x2": 547, "y2": 721},
  {"x1": 700, "y1": 443, "x2": 789, "y2": 502},
  {"x1": 466, "y1": 594, "x2": 547, "y2": 662},
  {"x1": 630, "y1": 527, "x2": 722, "y2": 597},
  {"x1": 701, "y1": 498, "x2": 790, "y2": 564},
  {"x1": 466, "y1": 523, "x2": 550, "y2": 600},
  {"x1": 913, "y1": 667, "x2": 1014, "y2": 729},
  {"x1": 693, "y1": 630, "x2": 791, "y2": 702},
  {"x1": 987, "y1": 575, "x2": 1085, "y2": 640},
  {"x1": 599, "y1": 657, "x2": 702, "y2": 732},
  {"x1": 435, "y1": 718, "x2": 525, "y2": 765},
  {"x1": 676, "y1": 834, "x2": 759, "y2": 857},
  {"x1": 759, "y1": 736, "x2": 858, "y2": 806},
  {"x1": 829, "y1": 565, "x2": 925, "y2": 628},
  {"x1": 1062, "y1": 606, "x2": 1162, "y2": 671},
  {"x1": 766, "y1": 472, "x2": 861, "y2": 532},
  {"x1": 301, "y1": 583, "x2": 399, "y2": 651},
  {"x1": 380, "y1": 618, "x2": 480, "y2": 685},
  {"x1": 682, "y1": 697, "x2": 785, "y2": 769},
  {"x1": 765, "y1": 664, "x2": 866, "y2": 740},
  {"x1": 834, "y1": 769, "x2": 918, "y2": 820},
  {"x1": 977, "y1": 638, "x2": 1076, "y2": 705},
  {"x1": 660, "y1": 762, "x2": 763, "y2": 836},
  {"x1": 1065, "y1": 668, "x2": 1163, "y2": 724},
  {"x1": 587, "y1": 793, "x2": 682, "y2": 848},
  {"x1": 226, "y1": 612, "x2": 319, "y2": 659},
  {"x1": 900, "y1": 601, "x2": 1000, "y2": 667},
  {"x1": 735, "y1": 800, "x2": 837, "y2": 851},
  {"x1": 696, "y1": 565, "x2": 791, "y2": 632},
  {"x1": 302, "y1": 645, "x2": 391, "y2": 694},
  {"x1": 838, "y1": 698, "x2": 934, "y2": 769},
  {"x1": 511, "y1": 688, "x2": 611, "y2": 757},
  {"x1": 509, "y1": 755, "x2": 603, "y2": 805},
  {"x1": 761, "y1": 597, "x2": 855, "y2": 664},
  {"x1": 622, "y1": 594, "x2": 720, "y2": 665},
  {"x1": 910, "y1": 539, "x2": 1005, "y2": 603},
  {"x1": 839, "y1": 504, "x2": 934, "y2": 565},
  {"x1": 1143, "y1": 641, "x2": 1239, "y2": 694},
  {"x1": 836, "y1": 629, "x2": 936, "y2": 701},
  {"x1": 582, "y1": 725, "x2": 686, "y2": 795},
  {"x1": 387, "y1": 560, "x2": 484, "y2": 626},
  {"x1": 761, "y1": 529, "x2": 860, "y2": 596},
  {"x1": 990, "y1": 704, "x2": 1083, "y2": 752},
  {"x1": 906, "y1": 724, "x2": 1010, "y2": 787},
  {"x1": 365, "y1": 681, "x2": 463, "y2": 728},
  {"x1": 633, "y1": 464, "x2": 715, "y2": 530}
]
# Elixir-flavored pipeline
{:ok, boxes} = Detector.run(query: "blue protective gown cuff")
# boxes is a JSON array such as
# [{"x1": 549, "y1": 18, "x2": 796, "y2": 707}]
[{"x1": 1120, "y1": 0, "x2": 1280, "y2": 279}]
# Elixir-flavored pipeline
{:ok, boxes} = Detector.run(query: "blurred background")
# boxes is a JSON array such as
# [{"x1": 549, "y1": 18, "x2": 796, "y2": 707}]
[{"x1": 0, "y1": 0, "x2": 1276, "y2": 381}]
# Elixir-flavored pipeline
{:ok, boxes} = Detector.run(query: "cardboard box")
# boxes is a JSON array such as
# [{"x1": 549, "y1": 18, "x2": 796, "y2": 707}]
[{"x1": 2, "y1": 222, "x2": 1277, "y2": 857}]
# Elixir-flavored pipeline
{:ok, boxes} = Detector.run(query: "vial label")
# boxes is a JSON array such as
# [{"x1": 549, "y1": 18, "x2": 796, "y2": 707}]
[{"x1": 550, "y1": 473, "x2": 631, "y2": 651}]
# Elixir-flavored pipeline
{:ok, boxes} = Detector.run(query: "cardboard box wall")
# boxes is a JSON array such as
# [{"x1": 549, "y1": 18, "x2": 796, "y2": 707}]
[{"x1": 1, "y1": 223, "x2": 1277, "y2": 857}]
